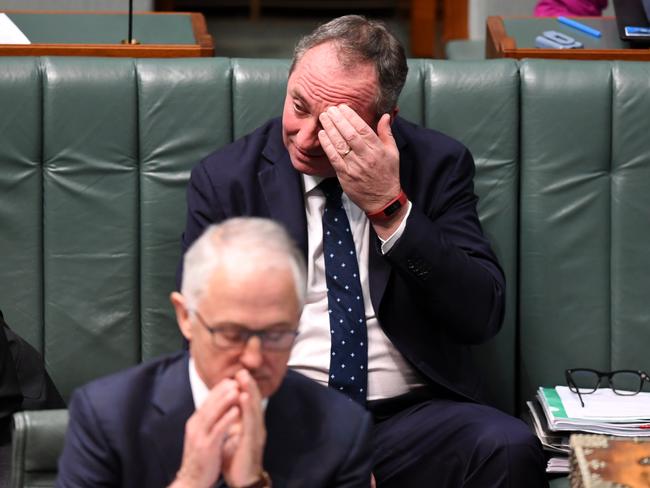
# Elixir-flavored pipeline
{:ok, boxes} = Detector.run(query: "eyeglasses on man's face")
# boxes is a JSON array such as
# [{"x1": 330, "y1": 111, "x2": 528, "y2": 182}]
[
  {"x1": 565, "y1": 368, "x2": 650, "y2": 408},
  {"x1": 191, "y1": 309, "x2": 298, "y2": 351}
]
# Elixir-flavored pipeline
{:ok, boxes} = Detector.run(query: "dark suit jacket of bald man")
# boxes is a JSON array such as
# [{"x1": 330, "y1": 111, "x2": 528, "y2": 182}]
[
  {"x1": 56, "y1": 351, "x2": 373, "y2": 487},
  {"x1": 179, "y1": 116, "x2": 505, "y2": 403}
]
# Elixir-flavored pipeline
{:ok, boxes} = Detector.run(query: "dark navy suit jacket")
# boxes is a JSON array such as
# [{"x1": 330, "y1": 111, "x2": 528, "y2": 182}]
[
  {"x1": 56, "y1": 352, "x2": 373, "y2": 488},
  {"x1": 180, "y1": 116, "x2": 505, "y2": 402}
]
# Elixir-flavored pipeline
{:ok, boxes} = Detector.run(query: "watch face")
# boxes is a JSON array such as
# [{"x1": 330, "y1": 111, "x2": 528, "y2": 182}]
[
  {"x1": 366, "y1": 190, "x2": 407, "y2": 220},
  {"x1": 384, "y1": 199, "x2": 402, "y2": 216}
]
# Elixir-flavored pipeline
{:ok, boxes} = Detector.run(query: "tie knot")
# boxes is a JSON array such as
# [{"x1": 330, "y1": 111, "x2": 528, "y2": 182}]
[{"x1": 319, "y1": 178, "x2": 343, "y2": 204}]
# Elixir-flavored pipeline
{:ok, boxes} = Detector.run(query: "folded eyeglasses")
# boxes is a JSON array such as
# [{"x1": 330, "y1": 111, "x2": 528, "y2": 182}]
[{"x1": 565, "y1": 368, "x2": 650, "y2": 408}]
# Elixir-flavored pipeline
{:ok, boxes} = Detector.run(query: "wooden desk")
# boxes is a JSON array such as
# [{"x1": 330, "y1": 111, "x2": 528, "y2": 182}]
[
  {"x1": 487, "y1": 16, "x2": 650, "y2": 61},
  {"x1": 157, "y1": 0, "x2": 440, "y2": 58},
  {"x1": 0, "y1": 11, "x2": 213, "y2": 57}
]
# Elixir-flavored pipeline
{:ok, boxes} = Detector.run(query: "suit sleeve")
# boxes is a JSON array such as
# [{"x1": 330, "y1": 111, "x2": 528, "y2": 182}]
[
  {"x1": 56, "y1": 389, "x2": 120, "y2": 488},
  {"x1": 0, "y1": 311, "x2": 22, "y2": 420},
  {"x1": 385, "y1": 145, "x2": 505, "y2": 345},
  {"x1": 331, "y1": 410, "x2": 374, "y2": 488}
]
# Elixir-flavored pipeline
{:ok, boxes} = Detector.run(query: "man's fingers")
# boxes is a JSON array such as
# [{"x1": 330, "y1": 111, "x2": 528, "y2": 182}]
[
  {"x1": 338, "y1": 104, "x2": 375, "y2": 139},
  {"x1": 317, "y1": 129, "x2": 348, "y2": 172},
  {"x1": 208, "y1": 405, "x2": 240, "y2": 444},
  {"x1": 319, "y1": 111, "x2": 352, "y2": 157},
  {"x1": 239, "y1": 392, "x2": 263, "y2": 441},
  {"x1": 235, "y1": 369, "x2": 263, "y2": 405},
  {"x1": 320, "y1": 107, "x2": 364, "y2": 153},
  {"x1": 194, "y1": 378, "x2": 239, "y2": 431},
  {"x1": 376, "y1": 113, "x2": 394, "y2": 146},
  {"x1": 235, "y1": 370, "x2": 266, "y2": 443}
]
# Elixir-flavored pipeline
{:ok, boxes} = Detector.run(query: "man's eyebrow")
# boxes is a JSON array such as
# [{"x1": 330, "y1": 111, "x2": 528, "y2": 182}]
[{"x1": 290, "y1": 88, "x2": 310, "y2": 108}]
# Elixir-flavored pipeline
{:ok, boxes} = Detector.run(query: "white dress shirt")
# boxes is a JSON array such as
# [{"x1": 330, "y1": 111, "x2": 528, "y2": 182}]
[
  {"x1": 288, "y1": 174, "x2": 426, "y2": 401},
  {"x1": 189, "y1": 358, "x2": 211, "y2": 408}
]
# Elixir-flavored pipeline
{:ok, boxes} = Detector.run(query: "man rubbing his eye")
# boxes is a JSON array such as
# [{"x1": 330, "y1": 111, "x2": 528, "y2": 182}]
[
  {"x1": 179, "y1": 14, "x2": 547, "y2": 488},
  {"x1": 57, "y1": 218, "x2": 373, "y2": 488}
]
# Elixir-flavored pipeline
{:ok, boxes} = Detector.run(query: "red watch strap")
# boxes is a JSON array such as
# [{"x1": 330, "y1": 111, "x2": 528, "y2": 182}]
[{"x1": 366, "y1": 190, "x2": 408, "y2": 220}]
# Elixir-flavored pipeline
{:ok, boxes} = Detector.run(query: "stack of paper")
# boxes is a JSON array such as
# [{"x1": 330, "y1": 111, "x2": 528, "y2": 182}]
[
  {"x1": 526, "y1": 400, "x2": 570, "y2": 453},
  {"x1": 526, "y1": 385, "x2": 650, "y2": 473},
  {"x1": 537, "y1": 386, "x2": 650, "y2": 436},
  {"x1": 524, "y1": 399, "x2": 570, "y2": 474}
]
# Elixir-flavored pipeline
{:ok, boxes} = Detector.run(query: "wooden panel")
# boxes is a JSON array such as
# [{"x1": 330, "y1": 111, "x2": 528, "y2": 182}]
[
  {"x1": 442, "y1": 0, "x2": 468, "y2": 43},
  {"x1": 410, "y1": 0, "x2": 437, "y2": 57},
  {"x1": 486, "y1": 16, "x2": 650, "y2": 61},
  {"x1": 485, "y1": 15, "x2": 514, "y2": 59},
  {"x1": 0, "y1": 11, "x2": 213, "y2": 57}
]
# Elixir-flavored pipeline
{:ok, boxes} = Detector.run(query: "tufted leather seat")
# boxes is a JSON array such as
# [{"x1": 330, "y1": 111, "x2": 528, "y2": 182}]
[{"x1": 1, "y1": 57, "x2": 649, "y2": 487}]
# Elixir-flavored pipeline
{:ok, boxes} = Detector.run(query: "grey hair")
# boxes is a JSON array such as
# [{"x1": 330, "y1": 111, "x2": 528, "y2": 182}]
[
  {"x1": 290, "y1": 14, "x2": 408, "y2": 117},
  {"x1": 181, "y1": 218, "x2": 307, "y2": 312}
]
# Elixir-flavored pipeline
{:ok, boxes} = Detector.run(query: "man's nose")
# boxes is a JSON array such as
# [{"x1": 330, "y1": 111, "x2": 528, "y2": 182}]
[
  {"x1": 296, "y1": 118, "x2": 321, "y2": 151},
  {"x1": 239, "y1": 335, "x2": 263, "y2": 370}
]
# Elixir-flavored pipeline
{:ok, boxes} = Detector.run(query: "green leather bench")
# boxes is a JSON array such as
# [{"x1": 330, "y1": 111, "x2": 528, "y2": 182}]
[{"x1": 1, "y1": 57, "x2": 649, "y2": 487}]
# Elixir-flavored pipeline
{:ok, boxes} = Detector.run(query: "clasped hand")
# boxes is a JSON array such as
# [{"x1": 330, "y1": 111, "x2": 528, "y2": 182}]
[{"x1": 171, "y1": 369, "x2": 266, "y2": 488}]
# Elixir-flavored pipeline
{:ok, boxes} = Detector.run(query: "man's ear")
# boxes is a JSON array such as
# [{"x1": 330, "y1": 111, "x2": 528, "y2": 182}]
[{"x1": 170, "y1": 291, "x2": 192, "y2": 341}]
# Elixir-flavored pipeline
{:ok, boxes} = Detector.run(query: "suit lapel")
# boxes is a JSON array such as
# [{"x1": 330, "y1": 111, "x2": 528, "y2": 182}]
[
  {"x1": 259, "y1": 125, "x2": 308, "y2": 258},
  {"x1": 262, "y1": 373, "x2": 303, "y2": 485},
  {"x1": 142, "y1": 353, "x2": 195, "y2": 483}
]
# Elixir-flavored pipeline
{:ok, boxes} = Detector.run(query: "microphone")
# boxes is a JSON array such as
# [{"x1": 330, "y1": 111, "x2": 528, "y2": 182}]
[{"x1": 121, "y1": 0, "x2": 140, "y2": 45}]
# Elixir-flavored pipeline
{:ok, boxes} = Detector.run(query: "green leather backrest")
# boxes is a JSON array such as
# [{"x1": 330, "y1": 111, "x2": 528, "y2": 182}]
[
  {"x1": 137, "y1": 58, "x2": 233, "y2": 359},
  {"x1": 0, "y1": 57, "x2": 517, "y2": 414},
  {"x1": 519, "y1": 59, "x2": 650, "y2": 403},
  {"x1": 420, "y1": 59, "x2": 519, "y2": 413},
  {"x1": 0, "y1": 57, "x2": 234, "y2": 399},
  {"x1": 10, "y1": 409, "x2": 68, "y2": 488}
]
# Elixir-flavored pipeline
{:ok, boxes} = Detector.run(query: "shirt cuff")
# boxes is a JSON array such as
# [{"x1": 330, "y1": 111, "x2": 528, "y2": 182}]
[{"x1": 378, "y1": 201, "x2": 412, "y2": 254}]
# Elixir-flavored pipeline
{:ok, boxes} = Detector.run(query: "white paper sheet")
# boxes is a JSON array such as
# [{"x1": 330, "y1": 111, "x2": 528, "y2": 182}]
[
  {"x1": 0, "y1": 13, "x2": 31, "y2": 44},
  {"x1": 557, "y1": 385, "x2": 650, "y2": 421}
]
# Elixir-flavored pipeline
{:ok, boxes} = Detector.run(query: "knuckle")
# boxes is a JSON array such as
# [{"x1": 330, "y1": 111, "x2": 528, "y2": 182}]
[
  {"x1": 346, "y1": 133, "x2": 360, "y2": 144},
  {"x1": 358, "y1": 126, "x2": 372, "y2": 137},
  {"x1": 335, "y1": 141, "x2": 348, "y2": 152}
]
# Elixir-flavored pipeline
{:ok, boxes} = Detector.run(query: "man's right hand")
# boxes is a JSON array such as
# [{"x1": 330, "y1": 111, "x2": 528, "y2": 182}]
[
  {"x1": 221, "y1": 369, "x2": 267, "y2": 487},
  {"x1": 170, "y1": 378, "x2": 241, "y2": 488}
]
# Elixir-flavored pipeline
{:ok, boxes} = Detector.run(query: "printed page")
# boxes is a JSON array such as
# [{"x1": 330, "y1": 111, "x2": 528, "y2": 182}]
[{"x1": 556, "y1": 386, "x2": 650, "y2": 421}]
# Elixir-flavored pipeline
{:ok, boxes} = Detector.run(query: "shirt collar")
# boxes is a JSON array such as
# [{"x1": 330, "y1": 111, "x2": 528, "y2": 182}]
[
  {"x1": 302, "y1": 173, "x2": 325, "y2": 195},
  {"x1": 189, "y1": 357, "x2": 210, "y2": 408}
]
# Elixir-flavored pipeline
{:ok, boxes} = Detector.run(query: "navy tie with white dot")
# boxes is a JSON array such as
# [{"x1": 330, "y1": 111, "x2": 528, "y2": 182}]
[{"x1": 320, "y1": 178, "x2": 368, "y2": 405}]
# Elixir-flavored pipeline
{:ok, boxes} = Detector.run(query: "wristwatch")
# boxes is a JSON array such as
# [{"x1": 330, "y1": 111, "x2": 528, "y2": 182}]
[
  {"x1": 365, "y1": 189, "x2": 408, "y2": 221},
  {"x1": 233, "y1": 471, "x2": 272, "y2": 488}
]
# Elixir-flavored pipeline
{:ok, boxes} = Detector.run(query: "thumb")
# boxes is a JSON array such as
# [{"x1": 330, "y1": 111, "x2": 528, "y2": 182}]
[{"x1": 377, "y1": 113, "x2": 395, "y2": 146}]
